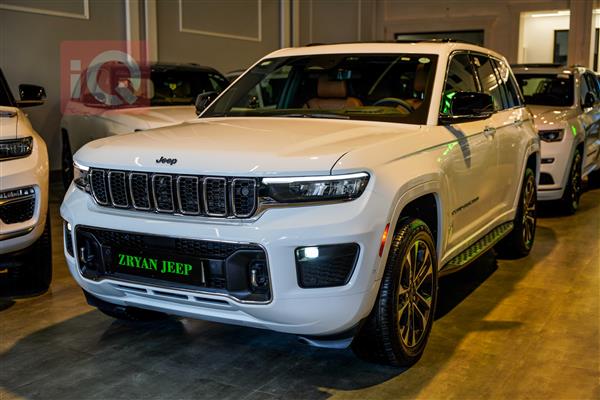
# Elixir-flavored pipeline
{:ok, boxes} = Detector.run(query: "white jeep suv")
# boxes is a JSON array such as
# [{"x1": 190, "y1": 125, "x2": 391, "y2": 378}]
[
  {"x1": 513, "y1": 64, "x2": 600, "y2": 213},
  {"x1": 61, "y1": 42, "x2": 539, "y2": 366},
  {"x1": 0, "y1": 68, "x2": 51, "y2": 292}
]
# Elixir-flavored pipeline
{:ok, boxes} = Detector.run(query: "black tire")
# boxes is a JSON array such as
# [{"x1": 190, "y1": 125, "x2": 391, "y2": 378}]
[
  {"x1": 559, "y1": 150, "x2": 582, "y2": 215},
  {"x1": 83, "y1": 290, "x2": 168, "y2": 322},
  {"x1": 22, "y1": 212, "x2": 53, "y2": 292},
  {"x1": 352, "y1": 218, "x2": 438, "y2": 367},
  {"x1": 496, "y1": 167, "x2": 536, "y2": 258},
  {"x1": 61, "y1": 130, "x2": 74, "y2": 192}
]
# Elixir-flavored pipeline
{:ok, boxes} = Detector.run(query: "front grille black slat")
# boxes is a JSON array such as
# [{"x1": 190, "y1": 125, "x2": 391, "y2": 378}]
[
  {"x1": 204, "y1": 177, "x2": 227, "y2": 216},
  {"x1": 232, "y1": 179, "x2": 257, "y2": 217},
  {"x1": 89, "y1": 168, "x2": 257, "y2": 219},
  {"x1": 108, "y1": 171, "x2": 128, "y2": 208},
  {"x1": 177, "y1": 176, "x2": 200, "y2": 215},
  {"x1": 152, "y1": 174, "x2": 175, "y2": 212},
  {"x1": 129, "y1": 173, "x2": 151, "y2": 210},
  {"x1": 90, "y1": 170, "x2": 108, "y2": 205}
]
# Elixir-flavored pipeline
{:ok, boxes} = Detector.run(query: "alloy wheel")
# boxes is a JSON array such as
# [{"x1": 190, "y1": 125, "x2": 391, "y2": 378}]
[
  {"x1": 522, "y1": 176, "x2": 536, "y2": 247},
  {"x1": 569, "y1": 153, "x2": 582, "y2": 209},
  {"x1": 397, "y1": 239, "x2": 434, "y2": 348}
]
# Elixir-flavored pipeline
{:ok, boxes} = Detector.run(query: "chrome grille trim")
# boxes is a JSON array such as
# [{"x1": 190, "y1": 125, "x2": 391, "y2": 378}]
[
  {"x1": 231, "y1": 178, "x2": 257, "y2": 218},
  {"x1": 203, "y1": 177, "x2": 228, "y2": 217},
  {"x1": 107, "y1": 171, "x2": 129, "y2": 208},
  {"x1": 129, "y1": 172, "x2": 151, "y2": 211},
  {"x1": 152, "y1": 174, "x2": 175, "y2": 213},
  {"x1": 176, "y1": 176, "x2": 201, "y2": 215}
]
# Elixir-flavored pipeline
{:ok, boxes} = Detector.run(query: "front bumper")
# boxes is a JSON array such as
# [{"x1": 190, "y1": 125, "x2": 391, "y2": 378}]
[
  {"x1": 0, "y1": 141, "x2": 49, "y2": 254},
  {"x1": 60, "y1": 186, "x2": 387, "y2": 336},
  {"x1": 537, "y1": 139, "x2": 572, "y2": 201}
]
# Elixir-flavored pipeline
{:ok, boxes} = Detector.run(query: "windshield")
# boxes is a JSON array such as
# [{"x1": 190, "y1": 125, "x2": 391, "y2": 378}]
[
  {"x1": 202, "y1": 53, "x2": 438, "y2": 124},
  {"x1": 77, "y1": 65, "x2": 227, "y2": 108},
  {"x1": 148, "y1": 68, "x2": 227, "y2": 106},
  {"x1": 514, "y1": 73, "x2": 574, "y2": 107}
]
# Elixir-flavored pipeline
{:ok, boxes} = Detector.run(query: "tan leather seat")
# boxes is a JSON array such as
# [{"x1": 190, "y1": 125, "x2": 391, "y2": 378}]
[
  {"x1": 404, "y1": 64, "x2": 428, "y2": 110},
  {"x1": 306, "y1": 76, "x2": 362, "y2": 109}
]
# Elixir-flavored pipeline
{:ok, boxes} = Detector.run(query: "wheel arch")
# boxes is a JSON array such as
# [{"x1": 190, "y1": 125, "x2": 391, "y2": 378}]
[{"x1": 377, "y1": 180, "x2": 444, "y2": 282}]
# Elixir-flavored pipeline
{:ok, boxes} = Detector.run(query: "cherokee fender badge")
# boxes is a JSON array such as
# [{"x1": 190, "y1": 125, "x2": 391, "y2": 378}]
[{"x1": 156, "y1": 156, "x2": 177, "y2": 165}]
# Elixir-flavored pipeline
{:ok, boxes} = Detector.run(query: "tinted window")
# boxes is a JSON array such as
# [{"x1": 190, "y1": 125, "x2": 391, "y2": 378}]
[
  {"x1": 441, "y1": 53, "x2": 478, "y2": 115},
  {"x1": 471, "y1": 55, "x2": 503, "y2": 110},
  {"x1": 150, "y1": 69, "x2": 217, "y2": 106},
  {"x1": 583, "y1": 72, "x2": 600, "y2": 100},
  {"x1": 493, "y1": 59, "x2": 522, "y2": 108},
  {"x1": 203, "y1": 53, "x2": 439, "y2": 125},
  {"x1": 514, "y1": 73, "x2": 574, "y2": 107}
]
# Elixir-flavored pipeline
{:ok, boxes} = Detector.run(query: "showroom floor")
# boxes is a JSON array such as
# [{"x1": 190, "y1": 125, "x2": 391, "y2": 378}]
[{"x1": 1, "y1": 181, "x2": 598, "y2": 400}]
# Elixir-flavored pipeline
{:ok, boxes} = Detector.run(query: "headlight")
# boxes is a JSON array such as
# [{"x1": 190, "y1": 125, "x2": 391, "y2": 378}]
[
  {"x1": 0, "y1": 137, "x2": 33, "y2": 160},
  {"x1": 538, "y1": 129, "x2": 564, "y2": 142},
  {"x1": 73, "y1": 161, "x2": 90, "y2": 191},
  {"x1": 262, "y1": 172, "x2": 370, "y2": 203}
]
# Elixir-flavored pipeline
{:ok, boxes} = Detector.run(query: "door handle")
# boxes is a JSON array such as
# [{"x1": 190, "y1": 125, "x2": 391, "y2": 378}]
[
  {"x1": 514, "y1": 118, "x2": 523, "y2": 126},
  {"x1": 483, "y1": 126, "x2": 496, "y2": 138}
]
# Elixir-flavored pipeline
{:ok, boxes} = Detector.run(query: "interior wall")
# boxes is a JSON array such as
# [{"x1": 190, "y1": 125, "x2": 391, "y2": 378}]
[
  {"x1": 156, "y1": 0, "x2": 282, "y2": 73},
  {"x1": 0, "y1": 0, "x2": 126, "y2": 171},
  {"x1": 520, "y1": 12, "x2": 570, "y2": 63},
  {"x1": 377, "y1": 0, "x2": 570, "y2": 63},
  {"x1": 296, "y1": 0, "x2": 377, "y2": 45}
]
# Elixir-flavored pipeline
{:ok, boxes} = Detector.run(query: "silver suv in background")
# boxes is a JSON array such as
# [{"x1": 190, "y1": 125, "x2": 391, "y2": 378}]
[{"x1": 513, "y1": 64, "x2": 600, "y2": 213}]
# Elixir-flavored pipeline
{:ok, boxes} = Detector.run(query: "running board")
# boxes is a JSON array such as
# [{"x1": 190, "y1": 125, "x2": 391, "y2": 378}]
[{"x1": 440, "y1": 222, "x2": 513, "y2": 276}]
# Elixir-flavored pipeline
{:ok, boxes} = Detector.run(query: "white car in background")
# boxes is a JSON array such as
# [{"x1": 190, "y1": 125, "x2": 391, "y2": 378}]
[
  {"x1": 60, "y1": 63, "x2": 228, "y2": 189},
  {"x1": 0, "y1": 68, "x2": 51, "y2": 293},
  {"x1": 61, "y1": 42, "x2": 539, "y2": 367},
  {"x1": 513, "y1": 64, "x2": 600, "y2": 214}
]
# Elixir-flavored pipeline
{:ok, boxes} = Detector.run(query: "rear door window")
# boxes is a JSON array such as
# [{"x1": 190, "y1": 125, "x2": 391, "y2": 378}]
[{"x1": 471, "y1": 54, "x2": 504, "y2": 111}]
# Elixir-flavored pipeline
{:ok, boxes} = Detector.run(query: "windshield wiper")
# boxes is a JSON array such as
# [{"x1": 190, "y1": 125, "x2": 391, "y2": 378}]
[{"x1": 279, "y1": 113, "x2": 350, "y2": 120}]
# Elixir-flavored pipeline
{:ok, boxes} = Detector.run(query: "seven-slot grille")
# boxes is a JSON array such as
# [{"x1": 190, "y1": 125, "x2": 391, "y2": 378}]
[{"x1": 89, "y1": 169, "x2": 257, "y2": 218}]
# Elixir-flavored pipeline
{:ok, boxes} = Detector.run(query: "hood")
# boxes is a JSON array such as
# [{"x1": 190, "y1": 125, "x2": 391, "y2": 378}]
[
  {"x1": 527, "y1": 105, "x2": 578, "y2": 131},
  {"x1": 102, "y1": 105, "x2": 196, "y2": 131},
  {"x1": 0, "y1": 106, "x2": 19, "y2": 140},
  {"x1": 75, "y1": 117, "x2": 420, "y2": 176}
]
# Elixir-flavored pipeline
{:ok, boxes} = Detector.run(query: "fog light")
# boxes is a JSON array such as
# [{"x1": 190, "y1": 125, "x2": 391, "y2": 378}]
[
  {"x1": 300, "y1": 247, "x2": 319, "y2": 259},
  {"x1": 295, "y1": 244, "x2": 360, "y2": 288}
]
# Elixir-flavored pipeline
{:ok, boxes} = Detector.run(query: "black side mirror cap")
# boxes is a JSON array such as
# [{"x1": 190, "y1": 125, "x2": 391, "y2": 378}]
[
  {"x1": 195, "y1": 91, "x2": 219, "y2": 116},
  {"x1": 17, "y1": 84, "x2": 46, "y2": 108},
  {"x1": 439, "y1": 91, "x2": 494, "y2": 124}
]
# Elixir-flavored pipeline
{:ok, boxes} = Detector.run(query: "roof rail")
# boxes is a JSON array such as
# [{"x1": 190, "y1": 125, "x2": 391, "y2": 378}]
[
  {"x1": 511, "y1": 63, "x2": 565, "y2": 68},
  {"x1": 304, "y1": 39, "x2": 479, "y2": 46}
]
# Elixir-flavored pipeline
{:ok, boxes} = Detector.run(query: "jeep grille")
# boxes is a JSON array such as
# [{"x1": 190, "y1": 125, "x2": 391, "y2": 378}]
[{"x1": 89, "y1": 169, "x2": 257, "y2": 218}]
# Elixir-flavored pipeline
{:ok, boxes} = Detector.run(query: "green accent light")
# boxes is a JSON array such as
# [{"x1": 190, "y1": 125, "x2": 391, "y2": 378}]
[{"x1": 571, "y1": 125, "x2": 577, "y2": 137}]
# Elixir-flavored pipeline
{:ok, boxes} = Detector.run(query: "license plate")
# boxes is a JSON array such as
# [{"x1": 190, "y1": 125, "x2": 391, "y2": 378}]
[{"x1": 109, "y1": 250, "x2": 205, "y2": 286}]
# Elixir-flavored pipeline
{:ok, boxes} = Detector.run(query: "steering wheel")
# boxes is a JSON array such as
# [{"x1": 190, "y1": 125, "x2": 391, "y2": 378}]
[{"x1": 373, "y1": 97, "x2": 414, "y2": 113}]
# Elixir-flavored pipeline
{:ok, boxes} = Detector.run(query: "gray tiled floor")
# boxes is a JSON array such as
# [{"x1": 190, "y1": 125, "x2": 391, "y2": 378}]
[{"x1": 1, "y1": 182, "x2": 598, "y2": 399}]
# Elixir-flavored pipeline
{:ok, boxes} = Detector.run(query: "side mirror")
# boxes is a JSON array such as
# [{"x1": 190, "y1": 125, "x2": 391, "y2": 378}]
[
  {"x1": 582, "y1": 92, "x2": 595, "y2": 109},
  {"x1": 440, "y1": 92, "x2": 494, "y2": 124},
  {"x1": 195, "y1": 91, "x2": 219, "y2": 115},
  {"x1": 17, "y1": 84, "x2": 46, "y2": 107}
]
